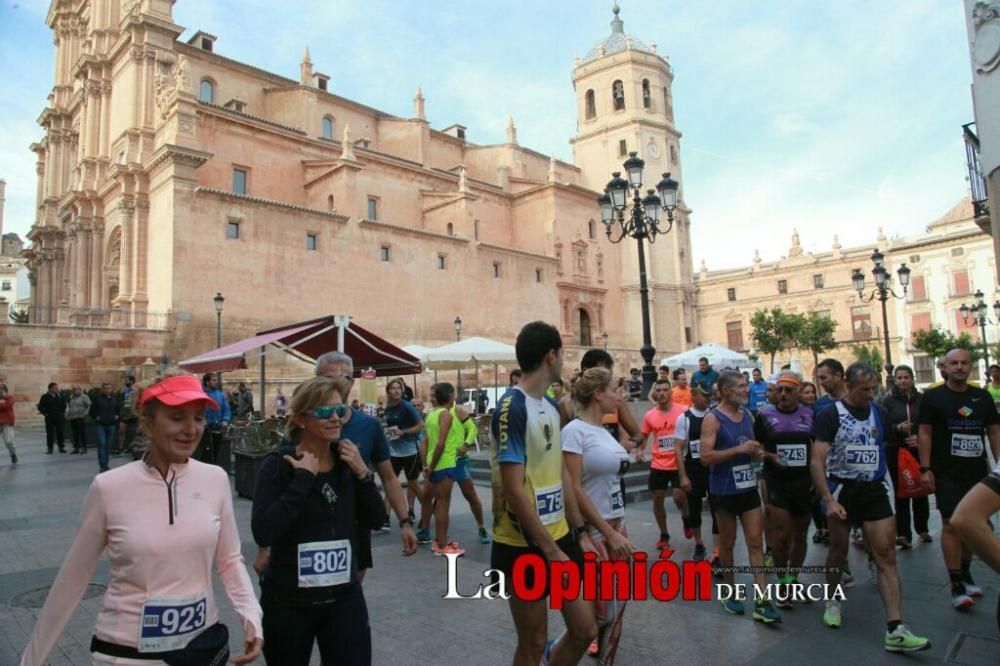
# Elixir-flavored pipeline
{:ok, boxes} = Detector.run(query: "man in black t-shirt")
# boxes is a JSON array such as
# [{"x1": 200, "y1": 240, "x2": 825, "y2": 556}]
[{"x1": 917, "y1": 348, "x2": 1000, "y2": 610}]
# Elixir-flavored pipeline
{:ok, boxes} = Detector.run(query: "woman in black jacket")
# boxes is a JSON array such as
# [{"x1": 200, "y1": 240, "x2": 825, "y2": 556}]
[
  {"x1": 881, "y1": 365, "x2": 931, "y2": 549},
  {"x1": 252, "y1": 375, "x2": 386, "y2": 665}
]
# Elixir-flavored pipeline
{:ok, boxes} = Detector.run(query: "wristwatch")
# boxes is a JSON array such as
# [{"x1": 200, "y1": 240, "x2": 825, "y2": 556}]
[{"x1": 399, "y1": 517, "x2": 414, "y2": 529}]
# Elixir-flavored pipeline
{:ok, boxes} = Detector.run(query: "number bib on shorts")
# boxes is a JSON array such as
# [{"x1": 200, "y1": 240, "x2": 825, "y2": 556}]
[
  {"x1": 688, "y1": 439, "x2": 701, "y2": 459},
  {"x1": 608, "y1": 486, "x2": 625, "y2": 518},
  {"x1": 951, "y1": 433, "x2": 984, "y2": 458},
  {"x1": 534, "y1": 483, "x2": 565, "y2": 525},
  {"x1": 138, "y1": 593, "x2": 207, "y2": 653},
  {"x1": 845, "y1": 444, "x2": 879, "y2": 473},
  {"x1": 732, "y1": 464, "x2": 757, "y2": 490},
  {"x1": 656, "y1": 436, "x2": 676, "y2": 453},
  {"x1": 776, "y1": 443, "x2": 807, "y2": 467},
  {"x1": 298, "y1": 539, "x2": 351, "y2": 588}
]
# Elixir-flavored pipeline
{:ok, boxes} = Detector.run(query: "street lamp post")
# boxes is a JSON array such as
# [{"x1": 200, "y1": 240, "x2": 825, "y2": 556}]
[
  {"x1": 851, "y1": 249, "x2": 910, "y2": 376},
  {"x1": 213, "y1": 292, "x2": 225, "y2": 383},
  {"x1": 599, "y1": 152, "x2": 679, "y2": 398},
  {"x1": 960, "y1": 289, "x2": 997, "y2": 368},
  {"x1": 454, "y1": 315, "x2": 463, "y2": 399}
]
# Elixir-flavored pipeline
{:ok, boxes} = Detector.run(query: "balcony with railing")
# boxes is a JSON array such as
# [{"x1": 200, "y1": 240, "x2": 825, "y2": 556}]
[{"x1": 964, "y1": 122, "x2": 990, "y2": 231}]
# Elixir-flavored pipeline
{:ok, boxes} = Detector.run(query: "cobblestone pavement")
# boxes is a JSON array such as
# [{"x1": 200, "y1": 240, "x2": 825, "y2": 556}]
[{"x1": 1, "y1": 430, "x2": 997, "y2": 665}]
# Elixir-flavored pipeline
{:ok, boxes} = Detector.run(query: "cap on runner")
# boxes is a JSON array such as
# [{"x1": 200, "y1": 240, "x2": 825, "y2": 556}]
[{"x1": 138, "y1": 374, "x2": 219, "y2": 410}]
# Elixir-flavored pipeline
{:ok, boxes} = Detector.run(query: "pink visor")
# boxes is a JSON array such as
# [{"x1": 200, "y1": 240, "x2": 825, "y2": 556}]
[{"x1": 139, "y1": 374, "x2": 220, "y2": 410}]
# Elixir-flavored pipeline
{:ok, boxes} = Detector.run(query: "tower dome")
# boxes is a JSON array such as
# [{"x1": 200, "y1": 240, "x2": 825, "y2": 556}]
[{"x1": 582, "y1": 3, "x2": 655, "y2": 63}]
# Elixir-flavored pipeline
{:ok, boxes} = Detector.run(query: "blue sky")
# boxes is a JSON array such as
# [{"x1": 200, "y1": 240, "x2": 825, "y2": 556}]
[{"x1": 0, "y1": 1, "x2": 975, "y2": 269}]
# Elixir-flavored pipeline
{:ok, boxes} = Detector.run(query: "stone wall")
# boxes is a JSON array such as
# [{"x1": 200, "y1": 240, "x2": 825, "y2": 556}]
[{"x1": 0, "y1": 320, "x2": 174, "y2": 427}]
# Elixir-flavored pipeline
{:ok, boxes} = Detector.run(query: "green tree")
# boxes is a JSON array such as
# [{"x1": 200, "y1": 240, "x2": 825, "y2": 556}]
[
  {"x1": 750, "y1": 308, "x2": 802, "y2": 372},
  {"x1": 912, "y1": 326, "x2": 983, "y2": 363},
  {"x1": 851, "y1": 344, "x2": 885, "y2": 382},
  {"x1": 796, "y1": 312, "x2": 838, "y2": 382},
  {"x1": 8, "y1": 307, "x2": 28, "y2": 324}
]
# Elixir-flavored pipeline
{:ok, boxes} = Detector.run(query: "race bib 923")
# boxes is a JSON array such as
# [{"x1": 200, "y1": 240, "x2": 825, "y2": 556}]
[{"x1": 138, "y1": 593, "x2": 207, "y2": 653}]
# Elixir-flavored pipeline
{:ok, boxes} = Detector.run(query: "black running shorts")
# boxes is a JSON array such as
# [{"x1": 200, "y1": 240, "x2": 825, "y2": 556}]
[
  {"x1": 829, "y1": 477, "x2": 894, "y2": 527},
  {"x1": 490, "y1": 533, "x2": 583, "y2": 598},
  {"x1": 391, "y1": 454, "x2": 422, "y2": 482},
  {"x1": 648, "y1": 468, "x2": 681, "y2": 492},
  {"x1": 766, "y1": 475, "x2": 814, "y2": 517},
  {"x1": 712, "y1": 491, "x2": 761, "y2": 516},
  {"x1": 935, "y1": 471, "x2": 981, "y2": 521}
]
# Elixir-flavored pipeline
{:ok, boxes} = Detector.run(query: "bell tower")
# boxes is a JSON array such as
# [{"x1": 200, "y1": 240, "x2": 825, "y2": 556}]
[{"x1": 572, "y1": 3, "x2": 696, "y2": 354}]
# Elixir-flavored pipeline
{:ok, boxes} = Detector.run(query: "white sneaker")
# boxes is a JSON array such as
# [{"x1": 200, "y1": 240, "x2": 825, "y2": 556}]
[
  {"x1": 964, "y1": 581, "x2": 983, "y2": 597},
  {"x1": 951, "y1": 591, "x2": 974, "y2": 609}
]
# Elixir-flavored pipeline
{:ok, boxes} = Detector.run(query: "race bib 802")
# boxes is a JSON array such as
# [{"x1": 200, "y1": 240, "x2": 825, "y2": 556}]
[{"x1": 298, "y1": 539, "x2": 351, "y2": 588}]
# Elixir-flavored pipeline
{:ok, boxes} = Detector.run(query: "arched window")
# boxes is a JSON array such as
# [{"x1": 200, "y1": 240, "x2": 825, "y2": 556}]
[
  {"x1": 579, "y1": 309, "x2": 592, "y2": 347},
  {"x1": 612, "y1": 80, "x2": 625, "y2": 111},
  {"x1": 322, "y1": 116, "x2": 334, "y2": 140},
  {"x1": 670, "y1": 144, "x2": 677, "y2": 163},
  {"x1": 327, "y1": 195, "x2": 335, "y2": 211},
  {"x1": 585, "y1": 89, "x2": 596, "y2": 120},
  {"x1": 588, "y1": 219, "x2": 596, "y2": 240},
  {"x1": 446, "y1": 223, "x2": 454, "y2": 236},
  {"x1": 199, "y1": 79, "x2": 214, "y2": 104},
  {"x1": 642, "y1": 79, "x2": 651, "y2": 109}
]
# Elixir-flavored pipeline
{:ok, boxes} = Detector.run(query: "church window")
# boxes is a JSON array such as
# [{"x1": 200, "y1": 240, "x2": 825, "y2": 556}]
[
  {"x1": 437, "y1": 254, "x2": 446, "y2": 270},
  {"x1": 727, "y1": 321, "x2": 744, "y2": 350},
  {"x1": 1, "y1": 281, "x2": 10, "y2": 291},
  {"x1": 446, "y1": 223, "x2": 454, "y2": 236},
  {"x1": 727, "y1": 287, "x2": 736, "y2": 302},
  {"x1": 579, "y1": 309, "x2": 592, "y2": 347},
  {"x1": 642, "y1": 79, "x2": 651, "y2": 109},
  {"x1": 669, "y1": 144, "x2": 677, "y2": 163},
  {"x1": 232, "y1": 168, "x2": 247, "y2": 195},
  {"x1": 685, "y1": 326, "x2": 692, "y2": 344},
  {"x1": 585, "y1": 89, "x2": 596, "y2": 120},
  {"x1": 777, "y1": 279, "x2": 787, "y2": 294},
  {"x1": 380, "y1": 245, "x2": 390, "y2": 262},
  {"x1": 199, "y1": 79, "x2": 214, "y2": 104},
  {"x1": 813, "y1": 273, "x2": 824, "y2": 289},
  {"x1": 493, "y1": 262, "x2": 501, "y2": 278},
  {"x1": 588, "y1": 219, "x2": 596, "y2": 240},
  {"x1": 322, "y1": 116, "x2": 335, "y2": 140},
  {"x1": 226, "y1": 221, "x2": 240, "y2": 239},
  {"x1": 612, "y1": 80, "x2": 625, "y2": 111},
  {"x1": 305, "y1": 233, "x2": 317, "y2": 251},
  {"x1": 327, "y1": 195, "x2": 335, "y2": 210},
  {"x1": 536, "y1": 268, "x2": 543, "y2": 283},
  {"x1": 367, "y1": 196, "x2": 379, "y2": 220},
  {"x1": 618, "y1": 139, "x2": 627, "y2": 157}
]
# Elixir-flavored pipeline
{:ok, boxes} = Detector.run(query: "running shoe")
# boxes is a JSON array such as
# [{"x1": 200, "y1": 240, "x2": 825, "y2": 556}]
[
  {"x1": 416, "y1": 528, "x2": 432, "y2": 544},
  {"x1": 812, "y1": 530, "x2": 823, "y2": 544},
  {"x1": 407, "y1": 509, "x2": 416, "y2": 523},
  {"x1": 10, "y1": 455, "x2": 16, "y2": 464},
  {"x1": 918, "y1": 532, "x2": 933, "y2": 543},
  {"x1": 963, "y1": 575, "x2": 983, "y2": 597},
  {"x1": 683, "y1": 526, "x2": 693, "y2": 539},
  {"x1": 381, "y1": 518, "x2": 391, "y2": 531},
  {"x1": 655, "y1": 535, "x2": 670, "y2": 551},
  {"x1": 478, "y1": 526, "x2": 491, "y2": 544},
  {"x1": 883, "y1": 625, "x2": 930, "y2": 652},
  {"x1": 823, "y1": 601, "x2": 842, "y2": 628},
  {"x1": 951, "y1": 589, "x2": 974, "y2": 609},
  {"x1": 764, "y1": 550, "x2": 775, "y2": 568},
  {"x1": 841, "y1": 564, "x2": 855, "y2": 588},
  {"x1": 432, "y1": 540, "x2": 465, "y2": 557},
  {"x1": 896, "y1": 537, "x2": 912, "y2": 550},
  {"x1": 753, "y1": 600, "x2": 782, "y2": 623},
  {"x1": 542, "y1": 639, "x2": 555, "y2": 665},
  {"x1": 720, "y1": 599, "x2": 745, "y2": 615},
  {"x1": 693, "y1": 543, "x2": 707, "y2": 561}
]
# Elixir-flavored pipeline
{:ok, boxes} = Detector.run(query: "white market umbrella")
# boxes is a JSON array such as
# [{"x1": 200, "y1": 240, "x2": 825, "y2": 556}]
[
  {"x1": 662, "y1": 343, "x2": 749, "y2": 370},
  {"x1": 425, "y1": 337, "x2": 517, "y2": 413}
]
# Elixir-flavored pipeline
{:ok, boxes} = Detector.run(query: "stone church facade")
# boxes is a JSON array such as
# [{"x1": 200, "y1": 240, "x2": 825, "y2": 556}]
[{"x1": 23, "y1": 0, "x2": 695, "y2": 383}]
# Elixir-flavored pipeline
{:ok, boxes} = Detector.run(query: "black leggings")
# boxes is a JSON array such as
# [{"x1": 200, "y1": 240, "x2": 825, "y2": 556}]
[
  {"x1": 261, "y1": 583, "x2": 371, "y2": 665},
  {"x1": 686, "y1": 476, "x2": 718, "y2": 535}
]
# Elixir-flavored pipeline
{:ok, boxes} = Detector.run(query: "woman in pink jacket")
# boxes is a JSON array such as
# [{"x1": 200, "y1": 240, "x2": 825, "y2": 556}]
[{"x1": 21, "y1": 373, "x2": 263, "y2": 665}]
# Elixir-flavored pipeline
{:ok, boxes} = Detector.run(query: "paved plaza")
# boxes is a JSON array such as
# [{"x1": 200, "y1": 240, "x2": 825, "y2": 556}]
[{"x1": 0, "y1": 430, "x2": 997, "y2": 665}]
